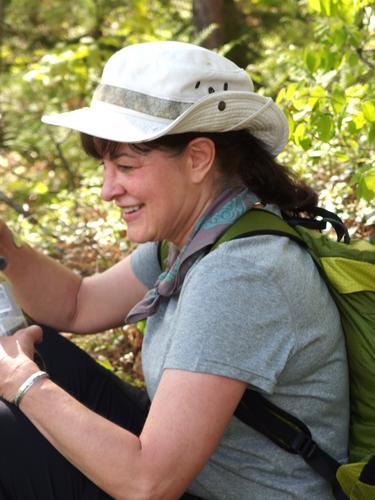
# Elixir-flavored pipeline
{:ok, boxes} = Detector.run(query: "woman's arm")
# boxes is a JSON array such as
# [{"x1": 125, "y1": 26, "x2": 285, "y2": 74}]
[
  {"x1": 70, "y1": 257, "x2": 148, "y2": 333},
  {"x1": 1, "y1": 328, "x2": 246, "y2": 500},
  {"x1": 0, "y1": 221, "x2": 147, "y2": 333}
]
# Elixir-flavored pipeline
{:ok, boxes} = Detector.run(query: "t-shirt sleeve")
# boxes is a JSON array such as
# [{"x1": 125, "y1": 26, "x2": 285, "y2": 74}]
[
  {"x1": 163, "y1": 240, "x2": 298, "y2": 394},
  {"x1": 130, "y1": 241, "x2": 161, "y2": 289}
]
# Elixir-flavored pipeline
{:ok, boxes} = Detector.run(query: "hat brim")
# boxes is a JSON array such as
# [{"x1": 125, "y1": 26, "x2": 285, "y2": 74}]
[{"x1": 42, "y1": 91, "x2": 288, "y2": 156}]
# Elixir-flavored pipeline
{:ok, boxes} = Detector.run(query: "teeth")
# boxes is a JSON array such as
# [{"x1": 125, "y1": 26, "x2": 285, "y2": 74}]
[{"x1": 123, "y1": 204, "x2": 143, "y2": 214}]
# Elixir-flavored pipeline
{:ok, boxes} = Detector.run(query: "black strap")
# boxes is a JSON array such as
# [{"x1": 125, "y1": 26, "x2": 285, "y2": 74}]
[
  {"x1": 235, "y1": 389, "x2": 347, "y2": 499},
  {"x1": 283, "y1": 207, "x2": 350, "y2": 244},
  {"x1": 360, "y1": 454, "x2": 375, "y2": 485}
]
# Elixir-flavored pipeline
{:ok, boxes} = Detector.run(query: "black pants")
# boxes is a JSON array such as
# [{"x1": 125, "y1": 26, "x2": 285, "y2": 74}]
[{"x1": 0, "y1": 327, "x2": 202, "y2": 500}]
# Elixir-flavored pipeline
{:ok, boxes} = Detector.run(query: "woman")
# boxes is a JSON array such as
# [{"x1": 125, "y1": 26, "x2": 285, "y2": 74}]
[{"x1": 0, "y1": 41, "x2": 349, "y2": 499}]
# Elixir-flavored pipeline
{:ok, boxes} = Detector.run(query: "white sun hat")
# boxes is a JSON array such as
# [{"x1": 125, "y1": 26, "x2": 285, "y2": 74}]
[{"x1": 42, "y1": 41, "x2": 289, "y2": 156}]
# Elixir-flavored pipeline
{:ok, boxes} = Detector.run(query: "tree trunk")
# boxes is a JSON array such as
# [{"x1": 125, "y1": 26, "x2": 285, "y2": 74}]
[
  {"x1": 192, "y1": 0, "x2": 253, "y2": 68},
  {"x1": 193, "y1": 0, "x2": 225, "y2": 49}
]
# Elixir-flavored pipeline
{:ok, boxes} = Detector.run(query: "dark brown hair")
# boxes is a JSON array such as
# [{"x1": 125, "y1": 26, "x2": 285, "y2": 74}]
[{"x1": 81, "y1": 130, "x2": 317, "y2": 214}]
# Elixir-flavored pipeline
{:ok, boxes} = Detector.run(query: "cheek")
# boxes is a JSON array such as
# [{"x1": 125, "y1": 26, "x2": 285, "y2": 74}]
[
  {"x1": 139, "y1": 161, "x2": 189, "y2": 207},
  {"x1": 146, "y1": 173, "x2": 176, "y2": 201}
]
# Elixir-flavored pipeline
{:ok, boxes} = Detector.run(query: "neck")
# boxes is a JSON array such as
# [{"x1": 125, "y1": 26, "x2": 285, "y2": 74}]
[
  {"x1": 171, "y1": 194, "x2": 217, "y2": 250},
  {"x1": 172, "y1": 183, "x2": 248, "y2": 250}
]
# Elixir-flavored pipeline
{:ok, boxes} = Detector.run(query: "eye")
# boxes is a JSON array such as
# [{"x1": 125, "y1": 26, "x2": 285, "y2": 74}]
[{"x1": 117, "y1": 164, "x2": 135, "y2": 173}]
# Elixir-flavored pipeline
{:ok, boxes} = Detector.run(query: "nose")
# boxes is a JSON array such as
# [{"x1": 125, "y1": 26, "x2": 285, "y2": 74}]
[{"x1": 101, "y1": 165, "x2": 126, "y2": 202}]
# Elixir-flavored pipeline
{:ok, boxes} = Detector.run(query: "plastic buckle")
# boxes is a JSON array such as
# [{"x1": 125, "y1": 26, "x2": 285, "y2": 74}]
[{"x1": 291, "y1": 433, "x2": 317, "y2": 459}]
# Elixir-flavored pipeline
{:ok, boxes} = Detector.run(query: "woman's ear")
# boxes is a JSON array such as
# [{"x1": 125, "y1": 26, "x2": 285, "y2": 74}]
[{"x1": 185, "y1": 137, "x2": 216, "y2": 184}]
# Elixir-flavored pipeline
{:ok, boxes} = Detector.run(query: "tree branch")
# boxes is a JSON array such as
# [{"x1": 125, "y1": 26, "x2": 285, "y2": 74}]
[
  {"x1": 356, "y1": 48, "x2": 375, "y2": 70},
  {"x1": 46, "y1": 129, "x2": 80, "y2": 188},
  {"x1": 0, "y1": 190, "x2": 38, "y2": 224}
]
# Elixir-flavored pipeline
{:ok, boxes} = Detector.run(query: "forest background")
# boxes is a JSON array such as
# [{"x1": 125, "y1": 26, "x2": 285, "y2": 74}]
[{"x1": 1, "y1": 0, "x2": 374, "y2": 385}]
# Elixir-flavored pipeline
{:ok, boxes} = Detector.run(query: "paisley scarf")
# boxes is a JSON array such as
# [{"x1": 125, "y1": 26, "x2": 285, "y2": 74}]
[{"x1": 125, "y1": 186, "x2": 258, "y2": 324}]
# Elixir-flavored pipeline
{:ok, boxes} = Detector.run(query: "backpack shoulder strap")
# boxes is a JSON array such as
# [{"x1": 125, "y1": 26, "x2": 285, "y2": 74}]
[
  {"x1": 157, "y1": 239, "x2": 170, "y2": 270},
  {"x1": 211, "y1": 208, "x2": 307, "y2": 250},
  {"x1": 157, "y1": 209, "x2": 300, "y2": 269},
  {"x1": 236, "y1": 389, "x2": 346, "y2": 499},
  {"x1": 158, "y1": 208, "x2": 316, "y2": 270}
]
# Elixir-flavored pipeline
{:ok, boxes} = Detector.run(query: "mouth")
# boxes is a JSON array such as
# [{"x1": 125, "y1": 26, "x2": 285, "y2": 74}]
[{"x1": 121, "y1": 204, "x2": 145, "y2": 217}]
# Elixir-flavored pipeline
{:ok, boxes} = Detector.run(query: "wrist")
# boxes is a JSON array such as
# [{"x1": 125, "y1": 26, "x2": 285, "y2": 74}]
[
  {"x1": 13, "y1": 370, "x2": 50, "y2": 408},
  {"x1": 3, "y1": 361, "x2": 40, "y2": 403}
]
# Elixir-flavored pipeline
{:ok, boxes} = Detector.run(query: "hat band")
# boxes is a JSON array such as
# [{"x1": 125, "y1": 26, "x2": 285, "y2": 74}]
[{"x1": 93, "y1": 83, "x2": 192, "y2": 120}]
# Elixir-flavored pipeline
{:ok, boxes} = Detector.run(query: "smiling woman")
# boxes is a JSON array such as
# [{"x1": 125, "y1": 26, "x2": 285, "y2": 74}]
[
  {"x1": 0, "y1": 41, "x2": 349, "y2": 500},
  {"x1": 95, "y1": 138, "x2": 217, "y2": 248}
]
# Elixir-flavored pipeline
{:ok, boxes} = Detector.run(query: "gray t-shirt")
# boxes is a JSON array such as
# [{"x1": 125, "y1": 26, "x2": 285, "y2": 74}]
[{"x1": 131, "y1": 231, "x2": 349, "y2": 499}]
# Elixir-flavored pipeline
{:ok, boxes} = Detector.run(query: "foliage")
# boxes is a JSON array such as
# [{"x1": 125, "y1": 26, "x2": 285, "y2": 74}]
[
  {"x1": 70, "y1": 325, "x2": 144, "y2": 386},
  {"x1": 238, "y1": 0, "x2": 374, "y2": 233},
  {"x1": 284, "y1": 1, "x2": 374, "y2": 200}
]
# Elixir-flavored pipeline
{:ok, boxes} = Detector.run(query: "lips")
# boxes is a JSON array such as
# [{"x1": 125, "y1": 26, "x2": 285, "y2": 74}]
[
  {"x1": 120, "y1": 203, "x2": 146, "y2": 222},
  {"x1": 122, "y1": 204, "x2": 144, "y2": 214}
]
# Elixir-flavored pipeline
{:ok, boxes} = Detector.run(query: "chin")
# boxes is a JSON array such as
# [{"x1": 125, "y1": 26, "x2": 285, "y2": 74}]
[{"x1": 126, "y1": 231, "x2": 156, "y2": 244}]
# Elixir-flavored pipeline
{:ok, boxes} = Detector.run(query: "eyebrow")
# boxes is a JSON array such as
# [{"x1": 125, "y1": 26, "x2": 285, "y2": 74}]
[{"x1": 110, "y1": 151, "x2": 137, "y2": 160}]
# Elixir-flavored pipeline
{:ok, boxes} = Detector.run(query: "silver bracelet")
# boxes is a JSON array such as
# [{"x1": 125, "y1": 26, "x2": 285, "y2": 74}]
[{"x1": 13, "y1": 371, "x2": 49, "y2": 408}]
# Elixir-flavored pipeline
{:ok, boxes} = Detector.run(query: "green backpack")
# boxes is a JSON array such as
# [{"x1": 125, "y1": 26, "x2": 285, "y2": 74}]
[{"x1": 159, "y1": 207, "x2": 375, "y2": 500}]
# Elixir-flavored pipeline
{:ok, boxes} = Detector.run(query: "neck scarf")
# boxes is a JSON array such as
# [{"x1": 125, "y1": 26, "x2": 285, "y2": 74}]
[{"x1": 125, "y1": 186, "x2": 258, "y2": 324}]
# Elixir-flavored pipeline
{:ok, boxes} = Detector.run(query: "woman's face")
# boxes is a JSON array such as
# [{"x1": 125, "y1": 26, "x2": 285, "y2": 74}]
[{"x1": 100, "y1": 142, "x2": 213, "y2": 247}]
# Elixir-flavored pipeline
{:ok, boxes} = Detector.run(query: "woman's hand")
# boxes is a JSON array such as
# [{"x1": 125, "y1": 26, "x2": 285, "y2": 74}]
[
  {"x1": 0, "y1": 325, "x2": 43, "y2": 402},
  {"x1": 0, "y1": 219, "x2": 18, "y2": 249}
]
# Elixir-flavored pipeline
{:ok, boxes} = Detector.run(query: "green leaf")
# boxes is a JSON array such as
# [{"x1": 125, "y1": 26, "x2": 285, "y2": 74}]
[
  {"x1": 135, "y1": 320, "x2": 146, "y2": 334},
  {"x1": 347, "y1": 120, "x2": 358, "y2": 135},
  {"x1": 308, "y1": 0, "x2": 322, "y2": 12},
  {"x1": 347, "y1": 51, "x2": 359, "y2": 67},
  {"x1": 304, "y1": 50, "x2": 321, "y2": 73},
  {"x1": 364, "y1": 170, "x2": 375, "y2": 195},
  {"x1": 284, "y1": 109, "x2": 295, "y2": 137},
  {"x1": 286, "y1": 83, "x2": 298, "y2": 101},
  {"x1": 293, "y1": 123, "x2": 306, "y2": 144},
  {"x1": 345, "y1": 84, "x2": 368, "y2": 99},
  {"x1": 308, "y1": 85, "x2": 326, "y2": 110},
  {"x1": 315, "y1": 114, "x2": 335, "y2": 142},
  {"x1": 33, "y1": 182, "x2": 49, "y2": 194},
  {"x1": 352, "y1": 165, "x2": 375, "y2": 201},
  {"x1": 276, "y1": 87, "x2": 286, "y2": 104},
  {"x1": 331, "y1": 89, "x2": 347, "y2": 114},
  {"x1": 352, "y1": 112, "x2": 365, "y2": 131},
  {"x1": 333, "y1": 27, "x2": 347, "y2": 48},
  {"x1": 348, "y1": 29, "x2": 362, "y2": 49},
  {"x1": 362, "y1": 101, "x2": 375, "y2": 123},
  {"x1": 320, "y1": 0, "x2": 332, "y2": 16},
  {"x1": 293, "y1": 123, "x2": 311, "y2": 150},
  {"x1": 292, "y1": 98, "x2": 307, "y2": 111},
  {"x1": 97, "y1": 358, "x2": 114, "y2": 371},
  {"x1": 335, "y1": 152, "x2": 349, "y2": 162},
  {"x1": 369, "y1": 124, "x2": 375, "y2": 143},
  {"x1": 321, "y1": 48, "x2": 339, "y2": 71}
]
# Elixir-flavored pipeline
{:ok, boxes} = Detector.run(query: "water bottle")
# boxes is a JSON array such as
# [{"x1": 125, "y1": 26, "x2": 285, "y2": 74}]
[{"x1": 0, "y1": 256, "x2": 28, "y2": 336}]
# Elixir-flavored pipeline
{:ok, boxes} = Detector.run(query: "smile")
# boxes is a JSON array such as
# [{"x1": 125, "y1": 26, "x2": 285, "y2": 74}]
[{"x1": 122, "y1": 204, "x2": 144, "y2": 214}]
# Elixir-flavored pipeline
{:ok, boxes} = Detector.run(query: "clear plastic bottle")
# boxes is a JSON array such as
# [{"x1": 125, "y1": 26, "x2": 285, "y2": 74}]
[{"x1": 0, "y1": 256, "x2": 28, "y2": 336}]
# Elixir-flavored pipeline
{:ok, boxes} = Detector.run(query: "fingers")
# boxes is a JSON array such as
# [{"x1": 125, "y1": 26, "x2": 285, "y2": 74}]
[{"x1": 16, "y1": 325, "x2": 44, "y2": 345}]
